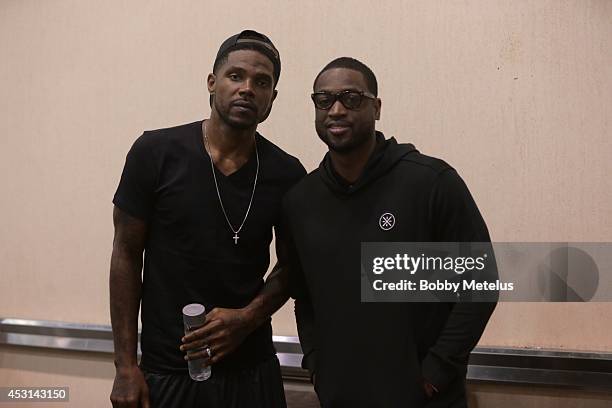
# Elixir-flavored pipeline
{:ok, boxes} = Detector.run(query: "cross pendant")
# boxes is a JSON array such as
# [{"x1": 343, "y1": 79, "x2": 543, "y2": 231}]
[{"x1": 233, "y1": 233, "x2": 239, "y2": 245}]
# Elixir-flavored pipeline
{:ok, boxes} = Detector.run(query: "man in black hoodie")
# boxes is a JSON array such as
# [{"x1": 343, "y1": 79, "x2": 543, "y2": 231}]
[{"x1": 282, "y1": 57, "x2": 496, "y2": 407}]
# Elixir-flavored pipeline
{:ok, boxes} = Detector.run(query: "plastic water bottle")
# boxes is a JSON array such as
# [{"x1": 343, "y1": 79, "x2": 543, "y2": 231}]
[{"x1": 182, "y1": 303, "x2": 211, "y2": 381}]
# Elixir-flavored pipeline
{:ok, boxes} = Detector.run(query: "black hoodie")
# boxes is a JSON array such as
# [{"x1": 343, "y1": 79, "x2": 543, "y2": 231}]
[{"x1": 282, "y1": 133, "x2": 496, "y2": 408}]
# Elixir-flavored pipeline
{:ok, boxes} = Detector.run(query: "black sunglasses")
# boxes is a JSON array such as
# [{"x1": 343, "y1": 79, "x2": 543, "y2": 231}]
[{"x1": 311, "y1": 90, "x2": 376, "y2": 110}]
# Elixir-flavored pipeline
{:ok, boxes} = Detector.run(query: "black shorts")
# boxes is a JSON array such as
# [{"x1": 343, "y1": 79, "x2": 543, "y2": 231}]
[{"x1": 143, "y1": 356, "x2": 287, "y2": 408}]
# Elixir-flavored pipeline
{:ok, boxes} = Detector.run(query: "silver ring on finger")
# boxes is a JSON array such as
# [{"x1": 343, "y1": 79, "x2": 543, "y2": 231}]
[{"x1": 205, "y1": 346, "x2": 212, "y2": 358}]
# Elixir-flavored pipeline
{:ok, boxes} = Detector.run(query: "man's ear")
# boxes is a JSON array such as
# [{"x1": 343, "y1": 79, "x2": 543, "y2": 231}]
[
  {"x1": 259, "y1": 89, "x2": 278, "y2": 123},
  {"x1": 207, "y1": 73, "x2": 216, "y2": 107},
  {"x1": 374, "y1": 97, "x2": 382, "y2": 120},
  {"x1": 207, "y1": 73, "x2": 216, "y2": 94}
]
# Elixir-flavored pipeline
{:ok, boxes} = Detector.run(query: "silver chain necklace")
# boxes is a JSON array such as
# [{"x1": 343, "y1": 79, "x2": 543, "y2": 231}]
[{"x1": 203, "y1": 121, "x2": 259, "y2": 245}]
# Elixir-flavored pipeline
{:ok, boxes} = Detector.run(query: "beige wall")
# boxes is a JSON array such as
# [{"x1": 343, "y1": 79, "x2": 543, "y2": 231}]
[
  {"x1": 1, "y1": 1, "x2": 612, "y2": 403},
  {"x1": 0, "y1": 346, "x2": 115, "y2": 408}
]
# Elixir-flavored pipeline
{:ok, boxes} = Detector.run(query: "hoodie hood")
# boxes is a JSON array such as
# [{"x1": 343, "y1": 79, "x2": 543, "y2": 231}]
[{"x1": 319, "y1": 131, "x2": 418, "y2": 195}]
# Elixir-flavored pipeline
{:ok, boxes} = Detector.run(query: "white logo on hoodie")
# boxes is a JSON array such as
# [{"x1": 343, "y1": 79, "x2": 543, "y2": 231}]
[{"x1": 379, "y1": 213, "x2": 395, "y2": 231}]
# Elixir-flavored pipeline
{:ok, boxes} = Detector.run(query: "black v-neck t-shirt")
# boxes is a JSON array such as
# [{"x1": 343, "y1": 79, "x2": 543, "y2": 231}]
[{"x1": 113, "y1": 120, "x2": 306, "y2": 372}]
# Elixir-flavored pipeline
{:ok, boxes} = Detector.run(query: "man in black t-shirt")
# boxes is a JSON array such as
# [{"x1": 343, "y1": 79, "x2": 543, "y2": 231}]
[{"x1": 110, "y1": 30, "x2": 305, "y2": 408}]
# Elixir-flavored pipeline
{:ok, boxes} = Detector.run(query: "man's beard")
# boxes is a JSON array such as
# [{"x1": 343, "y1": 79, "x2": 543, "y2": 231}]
[
  {"x1": 316, "y1": 124, "x2": 374, "y2": 154},
  {"x1": 214, "y1": 98, "x2": 259, "y2": 130}
]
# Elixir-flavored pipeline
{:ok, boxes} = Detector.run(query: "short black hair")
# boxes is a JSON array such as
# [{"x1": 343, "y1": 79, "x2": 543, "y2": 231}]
[
  {"x1": 313, "y1": 57, "x2": 378, "y2": 96},
  {"x1": 213, "y1": 30, "x2": 280, "y2": 87},
  {"x1": 214, "y1": 43, "x2": 279, "y2": 85}
]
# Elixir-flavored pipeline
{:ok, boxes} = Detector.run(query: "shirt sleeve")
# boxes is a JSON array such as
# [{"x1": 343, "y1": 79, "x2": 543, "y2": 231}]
[
  {"x1": 285, "y1": 158, "x2": 308, "y2": 192},
  {"x1": 112, "y1": 132, "x2": 159, "y2": 221},
  {"x1": 429, "y1": 168, "x2": 491, "y2": 242},
  {"x1": 281, "y1": 195, "x2": 317, "y2": 380},
  {"x1": 421, "y1": 168, "x2": 497, "y2": 391}
]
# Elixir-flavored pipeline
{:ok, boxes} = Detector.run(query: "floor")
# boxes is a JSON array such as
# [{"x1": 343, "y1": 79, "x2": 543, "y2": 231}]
[{"x1": 284, "y1": 381, "x2": 320, "y2": 408}]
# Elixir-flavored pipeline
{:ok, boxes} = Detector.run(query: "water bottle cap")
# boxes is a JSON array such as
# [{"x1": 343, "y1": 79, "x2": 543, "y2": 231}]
[{"x1": 182, "y1": 303, "x2": 206, "y2": 328}]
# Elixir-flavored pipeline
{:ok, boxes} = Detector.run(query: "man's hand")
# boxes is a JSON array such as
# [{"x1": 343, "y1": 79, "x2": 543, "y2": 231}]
[
  {"x1": 421, "y1": 378, "x2": 439, "y2": 398},
  {"x1": 180, "y1": 307, "x2": 256, "y2": 365},
  {"x1": 110, "y1": 365, "x2": 150, "y2": 408},
  {"x1": 179, "y1": 252, "x2": 292, "y2": 365}
]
